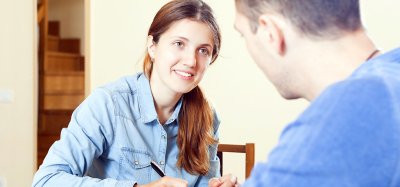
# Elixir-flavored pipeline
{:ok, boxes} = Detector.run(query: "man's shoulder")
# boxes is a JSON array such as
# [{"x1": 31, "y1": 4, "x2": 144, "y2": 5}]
[
  {"x1": 294, "y1": 76, "x2": 397, "y2": 136},
  {"x1": 354, "y1": 47, "x2": 400, "y2": 80},
  {"x1": 311, "y1": 72, "x2": 398, "y2": 113}
]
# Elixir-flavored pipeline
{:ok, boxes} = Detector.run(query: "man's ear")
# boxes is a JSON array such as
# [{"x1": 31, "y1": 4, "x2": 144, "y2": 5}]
[
  {"x1": 258, "y1": 15, "x2": 286, "y2": 55},
  {"x1": 147, "y1": 35, "x2": 156, "y2": 58}
]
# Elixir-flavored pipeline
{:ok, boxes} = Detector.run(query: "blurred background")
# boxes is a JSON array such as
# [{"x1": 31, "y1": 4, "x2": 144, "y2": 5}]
[{"x1": 1, "y1": 0, "x2": 399, "y2": 186}]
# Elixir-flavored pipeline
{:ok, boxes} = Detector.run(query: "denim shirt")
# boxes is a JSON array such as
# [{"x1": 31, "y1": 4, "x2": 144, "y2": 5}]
[{"x1": 32, "y1": 73, "x2": 221, "y2": 187}]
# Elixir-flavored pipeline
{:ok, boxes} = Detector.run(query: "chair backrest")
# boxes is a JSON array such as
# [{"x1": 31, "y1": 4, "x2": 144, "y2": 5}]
[{"x1": 217, "y1": 143, "x2": 255, "y2": 179}]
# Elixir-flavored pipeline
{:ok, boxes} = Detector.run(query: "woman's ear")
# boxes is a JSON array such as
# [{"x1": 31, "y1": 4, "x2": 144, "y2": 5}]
[
  {"x1": 147, "y1": 35, "x2": 156, "y2": 59},
  {"x1": 258, "y1": 15, "x2": 286, "y2": 56}
]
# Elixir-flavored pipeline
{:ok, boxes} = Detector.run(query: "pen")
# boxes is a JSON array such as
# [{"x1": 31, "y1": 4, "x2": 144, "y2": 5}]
[{"x1": 151, "y1": 160, "x2": 166, "y2": 177}]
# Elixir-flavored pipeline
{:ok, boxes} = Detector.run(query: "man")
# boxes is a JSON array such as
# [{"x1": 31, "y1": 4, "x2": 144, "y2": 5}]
[{"x1": 228, "y1": 0, "x2": 400, "y2": 186}]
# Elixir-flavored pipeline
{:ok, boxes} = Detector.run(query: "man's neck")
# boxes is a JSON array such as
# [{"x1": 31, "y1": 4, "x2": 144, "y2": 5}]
[{"x1": 292, "y1": 30, "x2": 378, "y2": 101}]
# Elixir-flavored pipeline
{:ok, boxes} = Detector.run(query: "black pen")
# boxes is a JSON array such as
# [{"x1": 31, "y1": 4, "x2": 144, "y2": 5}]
[{"x1": 151, "y1": 160, "x2": 166, "y2": 177}]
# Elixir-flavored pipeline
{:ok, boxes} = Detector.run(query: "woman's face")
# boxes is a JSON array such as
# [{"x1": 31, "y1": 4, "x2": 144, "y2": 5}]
[{"x1": 148, "y1": 19, "x2": 214, "y2": 95}]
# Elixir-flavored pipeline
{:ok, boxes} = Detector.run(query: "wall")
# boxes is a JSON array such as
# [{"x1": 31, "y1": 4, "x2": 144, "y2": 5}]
[
  {"x1": 0, "y1": 0, "x2": 36, "y2": 186},
  {"x1": 49, "y1": 0, "x2": 85, "y2": 55},
  {"x1": 361, "y1": 0, "x2": 400, "y2": 51},
  {"x1": 86, "y1": 0, "x2": 400, "y2": 182},
  {"x1": 88, "y1": 0, "x2": 165, "y2": 89}
]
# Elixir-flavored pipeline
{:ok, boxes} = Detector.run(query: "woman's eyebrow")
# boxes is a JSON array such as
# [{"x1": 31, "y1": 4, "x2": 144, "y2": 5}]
[
  {"x1": 171, "y1": 36, "x2": 213, "y2": 48},
  {"x1": 170, "y1": 36, "x2": 189, "y2": 41}
]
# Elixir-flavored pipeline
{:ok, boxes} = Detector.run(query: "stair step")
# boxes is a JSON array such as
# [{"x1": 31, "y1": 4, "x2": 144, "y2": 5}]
[
  {"x1": 37, "y1": 134, "x2": 61, "y2": 166},
  {"x1": 48, "y1": 21, "x2": 60, "y2": 36},
  {"x1": 44, "y1": 71, "x2": 84, "y2": 94},
  {"x1": 39, "y1": 109, "x2": 72, "y2": 135},
  {"x1": 59, "y1": 38, "x2": 81, "y2": 54},
  {"x1": 45, "y1": 51, "x2": 84, "y2": 72},
  {"x1": 47, "y1": 35, "x2": 59, "y2": 51},
  {"x1": 37, "y1": 150, "x2": 47, "y2": 166},
  {"x1": 42, "y1": 109, "x2": 75, "y2": 114},
  {"x1": 38, "y1": 135, "x2": 60, "y2": 151},
  {"x1": 47, "y1": 37, "x2": 81, "y2": 54},
  {"x1": 44, "y1": 71, "x2": 84, "y2": 75},
  {"x1": 44, "y1": 93, "x2": 84, "y2": 110}
]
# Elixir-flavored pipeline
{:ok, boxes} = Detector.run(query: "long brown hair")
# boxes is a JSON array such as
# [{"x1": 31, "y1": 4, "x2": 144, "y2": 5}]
[{"x1": 143, "y1": 0, "x2": 221, "y2": 175}]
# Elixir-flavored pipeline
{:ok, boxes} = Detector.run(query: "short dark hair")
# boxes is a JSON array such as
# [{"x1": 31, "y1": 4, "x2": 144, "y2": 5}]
[{"x1": 235, "y1": 0, "x2": 362, "y2": 39}]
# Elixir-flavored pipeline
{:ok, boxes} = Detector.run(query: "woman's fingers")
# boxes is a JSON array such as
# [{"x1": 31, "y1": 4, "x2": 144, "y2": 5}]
[
  {"x1": 215, "y1": 174, "x2": 239, "y2": 187},
  {"x1": 209, "y1": 177, "x2": 223, "y2": 187}
]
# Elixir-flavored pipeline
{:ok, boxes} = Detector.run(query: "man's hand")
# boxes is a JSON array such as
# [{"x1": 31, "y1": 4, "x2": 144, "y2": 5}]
[
  {"x1": 135, "y1": 176, "x2": 188, "y2": 187},
  {"x1": 209, "y1": 174, "x2": 239, "y2": 187}
]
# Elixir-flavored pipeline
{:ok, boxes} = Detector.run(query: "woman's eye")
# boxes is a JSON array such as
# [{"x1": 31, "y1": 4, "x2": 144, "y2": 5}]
[
  {"x1": 199, "y1": 48, "x2": 210, "y2": 56},
  {"x1": 174, "y1": 41, "x2": 183, "y2": 48}
]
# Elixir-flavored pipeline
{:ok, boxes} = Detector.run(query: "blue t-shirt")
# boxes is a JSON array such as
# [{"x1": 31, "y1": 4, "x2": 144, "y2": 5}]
[
  {"x1": 243, "y1": 48, "x2": 400, "y2": 187},
  {"x1": 32, "y1": 73, "x2": 221, "y2": 187}
]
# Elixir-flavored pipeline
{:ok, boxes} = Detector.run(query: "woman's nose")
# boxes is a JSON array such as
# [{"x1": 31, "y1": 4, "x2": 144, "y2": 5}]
[{"x1": 182, "y1": 50, "x2": 197, "y2": 67}]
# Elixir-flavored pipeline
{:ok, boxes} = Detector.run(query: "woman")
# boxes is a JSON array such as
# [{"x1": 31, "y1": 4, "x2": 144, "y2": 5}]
[{"x1": 32, "y1": 0, "x2": 232, "y2": 187}]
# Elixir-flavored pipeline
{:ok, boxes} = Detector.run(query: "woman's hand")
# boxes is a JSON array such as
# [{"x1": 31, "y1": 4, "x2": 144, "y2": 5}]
[
  {"x1": 209, "y1": 174, "x2": 239, "y2": 187},
  {"x1": 135, "y1": 176, "x2": 188, "y2": 187}
]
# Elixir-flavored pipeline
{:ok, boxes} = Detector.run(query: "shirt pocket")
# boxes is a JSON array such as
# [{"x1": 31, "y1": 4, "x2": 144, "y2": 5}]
[{"x1": 119, "y1": 147, "x2": 152, "y2": 184}]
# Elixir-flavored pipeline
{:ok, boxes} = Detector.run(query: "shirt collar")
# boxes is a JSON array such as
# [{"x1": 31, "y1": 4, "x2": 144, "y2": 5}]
[
  {"x1": 166, "y1": 97, "x2": 182, "y2": 125},
  {"x1": 137, "y1": 73, "x2": 183, "y2": 125}
]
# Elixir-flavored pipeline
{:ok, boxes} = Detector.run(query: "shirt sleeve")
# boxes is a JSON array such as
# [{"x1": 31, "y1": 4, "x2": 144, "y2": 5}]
[
  {"x1": 195, "y1": 109, "x2": 221, "y2": 187},
  {"x1": 32, "y1": 88, "x2": 137, "y2": 187},
  {"x1": 242, "y1": 78, "x2": 399, "y2": 187}
]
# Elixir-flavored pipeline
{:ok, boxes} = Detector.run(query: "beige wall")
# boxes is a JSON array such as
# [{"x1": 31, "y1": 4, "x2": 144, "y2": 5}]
[
  {"x1": 0, "y1": 0, "x2": 36, "y2": 187},
  {"x1": 49, "y1": 0, "x2": 85, "y2": 55},
  {"x1": 86, "y1": 0, "x2": 400, "y2": 182},
  {"x1": 88, "y1": 0, "x2": 166, "y2": 89},
  {"x1": 361, "y1": 0, "x2": 400, "y2": 51}
]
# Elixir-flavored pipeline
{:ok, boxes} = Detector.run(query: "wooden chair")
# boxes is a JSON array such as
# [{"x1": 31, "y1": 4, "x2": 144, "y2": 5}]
[{"x1": 217, "y1": 143, "x2": 255, "y2": 179}]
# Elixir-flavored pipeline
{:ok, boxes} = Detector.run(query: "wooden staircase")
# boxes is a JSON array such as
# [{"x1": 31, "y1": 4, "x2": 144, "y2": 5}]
[{"x1": 37, "y1": 1, "x2": 85, "y2": 167}]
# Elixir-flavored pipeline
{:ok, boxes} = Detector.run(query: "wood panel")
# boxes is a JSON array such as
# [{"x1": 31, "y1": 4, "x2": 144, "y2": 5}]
[
  {"x1": 44, "y1": 94, "x2": 84, "y2": 110},
  {"x1": 37, "y1": 135, "x2": 60, "y2": 166},
  {"x1": 48, "y1": 21, "x2": 60, "y2": 36},
  {"x1": 47, "y1": 35, "x2": 59, "y2": 51},
  {"x1": 44, "y1": 71, "x2": 84, "y2": 94},
  {"x1": 37, "y1": 150, "x2": 47, "y2": 167},
  {"x1": 38, "y1": 135, "x2": 60, "y2": 151},
  {"x1": 59, "y1": 39, "x2": 81, "y2": 54},
  {"x1": 45, "y1": 52, "x2": 83, "y2": 71},
  {"x1": 39, "y1": 110, "x2": 72, "y2": 135}
]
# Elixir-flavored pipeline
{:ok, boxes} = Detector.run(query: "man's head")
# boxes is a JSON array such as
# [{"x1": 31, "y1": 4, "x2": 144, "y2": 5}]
[
  {"x1": 234, "y1": 0, "x2": 363, "y2": 99},
  {"x1": 235, "y1": 0, "x2": 362, "y2": 39}
]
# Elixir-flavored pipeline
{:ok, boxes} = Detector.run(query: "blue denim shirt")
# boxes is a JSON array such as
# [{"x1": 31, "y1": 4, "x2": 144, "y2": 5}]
[
  {"x1": 32, "y1": 73, "x2": 221, "y2": 187},
  {"x1": 243, "y1": 48, "x2": 400, "y2": 187}
]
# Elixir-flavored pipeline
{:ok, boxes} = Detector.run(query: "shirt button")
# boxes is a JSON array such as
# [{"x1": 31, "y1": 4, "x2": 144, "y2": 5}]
[
  {"x1": 160, "y1": 161, "x2": 165, "y2": 165},
  {"x1": 162, "y1": 135, "x2": 166, "y2": 140},
  {"x1": 134, "y1": 161, "x2": 139, "y2": 165}
]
